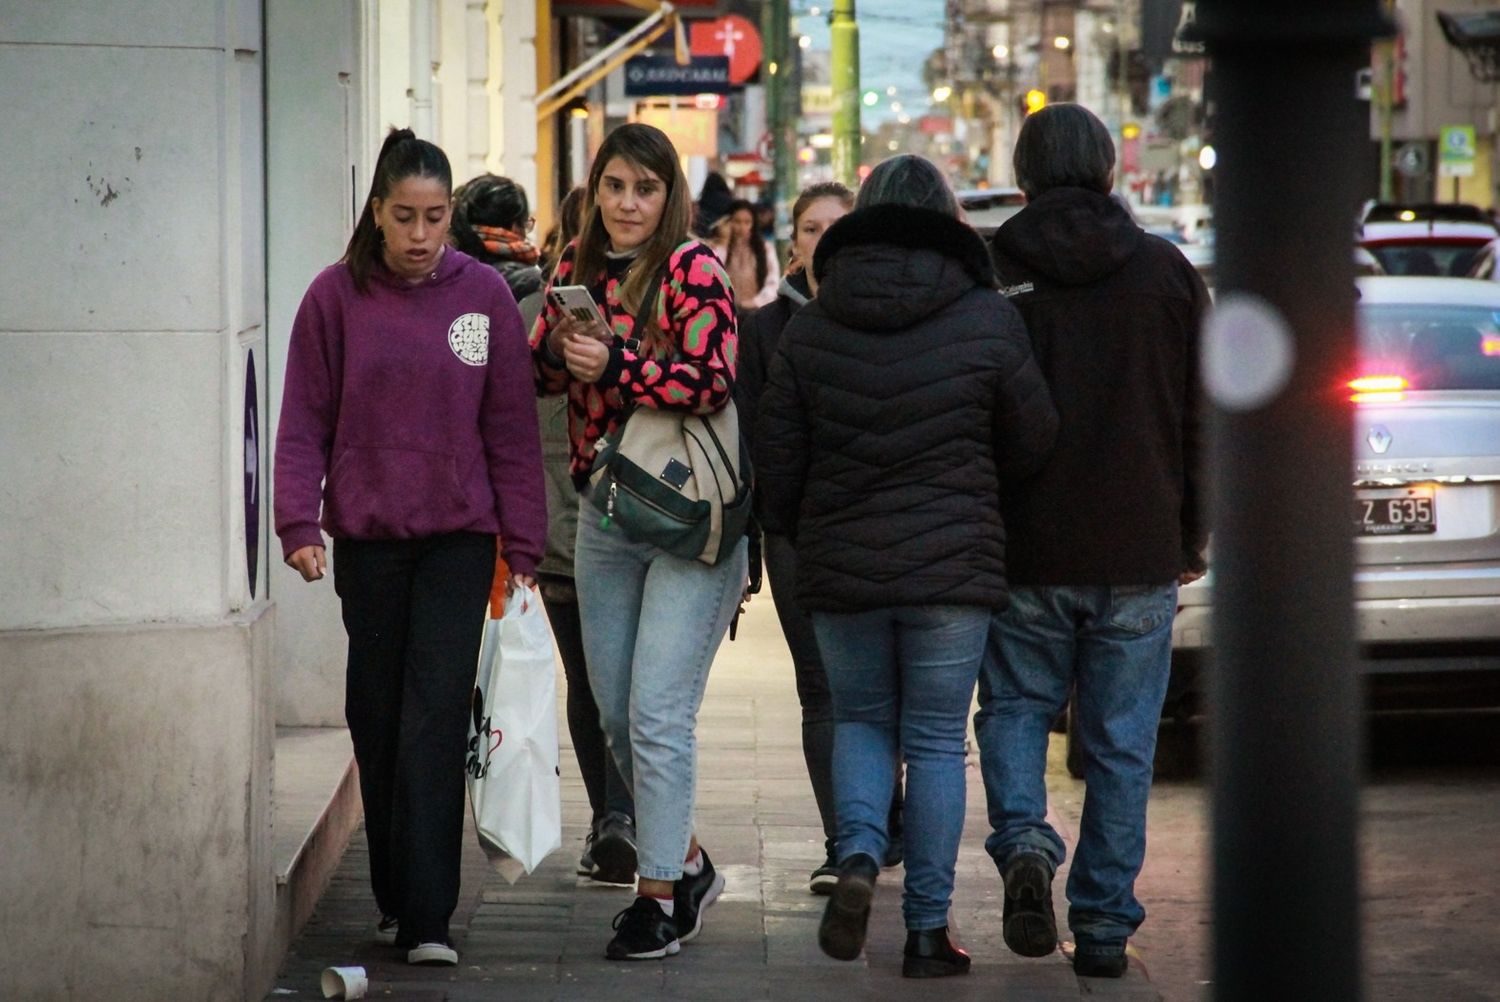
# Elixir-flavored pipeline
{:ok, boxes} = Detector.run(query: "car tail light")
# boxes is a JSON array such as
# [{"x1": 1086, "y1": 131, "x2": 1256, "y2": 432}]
[
  {"x1": 1349, "y1": 374, "x2": 1408, "y2": 403},
  {"x1": 1483, "y1": 333, "x2": 1500, "y2": 357}
]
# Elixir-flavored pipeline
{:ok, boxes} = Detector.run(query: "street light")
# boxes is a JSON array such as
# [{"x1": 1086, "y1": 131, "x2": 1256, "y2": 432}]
[
  {"x1": 932, "y1": 84, "x2": 952, "y2": 102},
  {"x1": 1199, "y1": 144, "x2": 1218, "y2": 170},
  {"x1": 886, "y1": 85, "x2": 897, "y2": 96},
  {"x1": 862, "y1": 90, "x2": 879, "y2": 106},
  {"x1": 1053, "y1": 35, "x2": 1071, "y2": 50},
  {"x1": 992, "y1": 43, "x2": 1009, "y2": 59}
]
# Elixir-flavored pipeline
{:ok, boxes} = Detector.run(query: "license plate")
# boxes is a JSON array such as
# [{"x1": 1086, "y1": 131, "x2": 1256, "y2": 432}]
[{"x1": 1356, "y1": 487, "x2": 1436, "y2": 535}]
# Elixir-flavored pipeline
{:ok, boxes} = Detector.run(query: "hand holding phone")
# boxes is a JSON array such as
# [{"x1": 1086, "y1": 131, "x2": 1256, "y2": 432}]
[{"x1": 548, "y1": 285, "x2": 606, "y2": 327}]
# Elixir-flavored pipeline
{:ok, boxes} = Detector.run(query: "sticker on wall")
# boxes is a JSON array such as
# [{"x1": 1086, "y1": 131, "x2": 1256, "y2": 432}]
[{"x1": 244, "y1": 349, "x2": 260, "y2": 597}]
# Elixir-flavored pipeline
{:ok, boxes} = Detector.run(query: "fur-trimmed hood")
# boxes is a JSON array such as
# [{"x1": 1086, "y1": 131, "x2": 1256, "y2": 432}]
[{"x1": 811, "y1": 204, "x2": 997, "y2": 332}]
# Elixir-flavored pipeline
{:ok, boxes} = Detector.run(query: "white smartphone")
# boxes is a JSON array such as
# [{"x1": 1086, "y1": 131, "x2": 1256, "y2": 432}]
[{"x1": 547, "y1": 285, "x2": 606, "y2": 326}]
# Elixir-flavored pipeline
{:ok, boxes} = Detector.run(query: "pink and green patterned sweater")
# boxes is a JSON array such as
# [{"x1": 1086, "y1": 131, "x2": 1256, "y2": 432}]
[{"x1": 530, "y1": 238, "x2": 739, "y2": 487}]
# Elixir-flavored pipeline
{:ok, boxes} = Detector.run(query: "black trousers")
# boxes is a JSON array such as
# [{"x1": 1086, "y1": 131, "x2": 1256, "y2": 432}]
[
  {"x1": 333, "y1": 531, "x2": 494, "y2": 945},
  {"x1": 763, "y1": 533, "x2": 904, "y2": 851},
  {"x1": 539, "y1": 580, "x2": 634, "y2": 824}
]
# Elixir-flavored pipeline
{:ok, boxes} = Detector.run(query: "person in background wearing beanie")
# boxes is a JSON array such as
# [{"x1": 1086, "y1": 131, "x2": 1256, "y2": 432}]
[
  {"x1": 274, "y1": 129, "x2": 546, "y2": 969},
  {"x1": 757, "y1": 154, "x2": 1057, "y2": 978},
  {"x1": 974, "y1": 103, "x2": 1209, "y2": 979},
  {"x1": 452, "y1": 178, "x2": 638, "y2": 886}
]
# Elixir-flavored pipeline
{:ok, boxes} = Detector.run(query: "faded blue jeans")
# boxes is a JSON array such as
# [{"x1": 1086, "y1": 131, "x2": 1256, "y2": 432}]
[
  {"x1": 974, "y1": 583, "x2": 1178, "y2": 947},
  {"x1": 812, "y1": 605, "x2": 990, "y2": 931},
  {"x1": 573, "y1": 494, "x2": 747, "y2": 882}
]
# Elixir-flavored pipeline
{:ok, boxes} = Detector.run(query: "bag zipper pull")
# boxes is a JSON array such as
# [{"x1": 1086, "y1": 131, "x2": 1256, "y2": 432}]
[{"x1": 599, "y1": 481, "x2": 617, "y2": 529}]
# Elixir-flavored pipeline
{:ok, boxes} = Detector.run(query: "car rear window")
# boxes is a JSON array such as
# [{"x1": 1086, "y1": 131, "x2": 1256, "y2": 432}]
[
  {"x1": 1366, "y1": 243, "x2": 1484, "y2": 277},
  {"x1": 1359, "y1": 304, "x2": 1500, "y2": 390}
]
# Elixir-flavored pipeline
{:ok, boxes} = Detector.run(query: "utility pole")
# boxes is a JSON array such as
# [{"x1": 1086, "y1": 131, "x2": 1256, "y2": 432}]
[
  {"x1": 830, "y1": 0, "x2": 860, "y2": 185},
  {"x1": 1192, "y1": 1, "x2": 1389, "y2": 1000},
  {"x1": 1377, "y1": 0, "x2": 1397, "y2": 201},
  {"x1": 762, "y1": 0, "x2": 796, "y2": 253}
]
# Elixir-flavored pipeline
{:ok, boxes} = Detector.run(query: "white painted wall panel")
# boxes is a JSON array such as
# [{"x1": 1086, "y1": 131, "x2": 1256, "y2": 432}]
[
  {"x1": 0, "y1": 334, "x2": 225, "y2": 630},
  {"x1": 0, "y1": 0, "x2": 221, "y2": 48},
  {"x1": 0, "y1": 45, "x2": 223, "y2": 333}
]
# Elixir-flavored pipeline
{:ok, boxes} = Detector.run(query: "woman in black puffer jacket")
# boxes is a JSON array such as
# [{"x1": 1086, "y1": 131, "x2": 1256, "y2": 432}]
[{"x1": 756, "y1": 155, "x2": 1058, "y2": 978}]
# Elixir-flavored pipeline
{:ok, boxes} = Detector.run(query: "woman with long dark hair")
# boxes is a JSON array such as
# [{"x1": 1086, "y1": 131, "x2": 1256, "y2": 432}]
[
  {"x1": 531, "y1": 123, "x2": 744, "y2": 962},
  {"x1": 275, "y1": 128, "x2": 545, "y2": 968},
  {"x1": 737, "y1": 181, "x2": 854, "y2": 894},
  {"x1": 710, "y1": 197, "x2": 779, "y2": 309}
]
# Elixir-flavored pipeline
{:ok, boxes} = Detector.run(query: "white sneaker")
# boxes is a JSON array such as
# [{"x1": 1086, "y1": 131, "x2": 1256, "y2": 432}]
[{"x1": 407, "y1": 941, "x2": 458, "y2": 966}]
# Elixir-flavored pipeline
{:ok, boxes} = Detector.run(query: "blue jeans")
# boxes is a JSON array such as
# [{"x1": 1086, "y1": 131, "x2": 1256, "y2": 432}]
[
  {"x1": 812, "y1": 605, "x2": 990, "y2": 930},
  {"x1": 573, "y1": 495, "x2": 747, "y2": 882},
  {"x1": 974, "y1": 583, "x2": 1177, "y2": 946}
]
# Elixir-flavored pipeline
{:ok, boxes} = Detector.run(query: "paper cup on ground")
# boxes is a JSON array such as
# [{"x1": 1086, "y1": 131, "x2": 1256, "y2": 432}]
[{"x1": 321, "y1": 965, "x2": 368, "y2": 999}]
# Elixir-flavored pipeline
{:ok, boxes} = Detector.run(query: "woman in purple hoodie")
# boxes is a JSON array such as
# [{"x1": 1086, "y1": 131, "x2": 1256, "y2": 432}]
[{"x1": 274, "y1": 129, "x2": 546, "y2": 968}]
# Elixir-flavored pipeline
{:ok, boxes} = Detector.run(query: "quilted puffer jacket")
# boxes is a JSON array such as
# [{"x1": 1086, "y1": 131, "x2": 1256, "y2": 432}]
[{"x1": 755, "y1": 203, "x2": 1058, "y2": 613}]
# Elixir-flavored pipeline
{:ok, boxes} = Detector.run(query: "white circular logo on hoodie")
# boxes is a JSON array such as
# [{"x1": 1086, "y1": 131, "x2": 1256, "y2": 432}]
[{"x1": 448, "y1": 313, "x2": 490, "y2": 365}]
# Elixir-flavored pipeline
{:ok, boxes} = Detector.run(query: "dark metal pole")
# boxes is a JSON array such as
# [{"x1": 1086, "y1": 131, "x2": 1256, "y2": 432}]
[{"x1": 1191, "y1": 3, "x2": 1389, "y2": 1000}]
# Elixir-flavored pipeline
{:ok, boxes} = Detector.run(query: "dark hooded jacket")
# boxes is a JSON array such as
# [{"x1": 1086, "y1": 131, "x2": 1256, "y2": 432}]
[
  {"x1": 756, "y1": 204, "x2": 1059, "y2": 613},
  {"x1": 989, "y1": 186, "x2": 1210, "y2": 585},
  {"x1": 736, "y1": 268, "x2": 812, "y2": 461}
]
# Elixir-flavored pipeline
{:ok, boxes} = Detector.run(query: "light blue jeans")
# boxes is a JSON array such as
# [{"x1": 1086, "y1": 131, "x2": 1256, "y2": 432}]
[
  {"x1": 812, "y1": 605, "x2": 990, "y2": 930},
  {"x1": 573, "y1": 494, "x2": 747, "y2": 882},
  {"x1": 974, "y1": 583, "x2": 1178, "y2": 946}
]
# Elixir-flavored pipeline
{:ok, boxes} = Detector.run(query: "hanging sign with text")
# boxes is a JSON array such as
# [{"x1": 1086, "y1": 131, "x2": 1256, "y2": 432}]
[{"x1": 624, "y1": 54, "x2": 731, "y2": 96}]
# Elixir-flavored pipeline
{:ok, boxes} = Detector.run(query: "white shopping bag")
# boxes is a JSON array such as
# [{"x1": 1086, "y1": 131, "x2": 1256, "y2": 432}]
[{"x1": 465, "y1": 585, "x2": 562, "y2": 883}]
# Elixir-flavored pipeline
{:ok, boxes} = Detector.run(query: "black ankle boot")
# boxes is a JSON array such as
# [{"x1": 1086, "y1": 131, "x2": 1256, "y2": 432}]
[
  {"x1": 902, "y1": 926, "x2": 971, "y2": 978},
  {"x1": 818, "y1": 854, "x2": 879, "y2": 961}
]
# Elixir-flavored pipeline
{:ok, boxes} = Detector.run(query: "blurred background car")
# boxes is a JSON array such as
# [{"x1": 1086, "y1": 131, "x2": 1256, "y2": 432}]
[
  {"x1": 1359, "y1": 202, "x2": 1498, "y2": 277},
  {"x1": 956, "y1": 187, "x2": 1026, "y2": 239}
]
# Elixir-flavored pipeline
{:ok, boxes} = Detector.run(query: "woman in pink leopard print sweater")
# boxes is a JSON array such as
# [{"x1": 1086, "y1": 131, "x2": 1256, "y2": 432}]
[{"x1": 530, "y1": 123, "x2": 746, "y2": 963}]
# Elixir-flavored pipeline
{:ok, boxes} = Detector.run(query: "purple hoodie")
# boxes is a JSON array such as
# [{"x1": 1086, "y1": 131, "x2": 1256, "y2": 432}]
[{"x1": 274, "y1": 249, "x2": 546, "y2": 576}]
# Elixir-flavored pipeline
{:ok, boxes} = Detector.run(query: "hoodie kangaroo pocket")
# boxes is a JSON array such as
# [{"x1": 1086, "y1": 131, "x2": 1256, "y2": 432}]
[{"x1": 325, "y1": 446, "x2": 467, "y2": 538}]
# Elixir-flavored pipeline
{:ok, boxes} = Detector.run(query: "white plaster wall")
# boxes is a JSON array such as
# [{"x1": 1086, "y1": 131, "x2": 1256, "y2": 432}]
[
  {"x1": 265, "y1": 0, "x2": 366, "y2": 725},
  {"x1": 0, "y1": 335, "x2": 225, "y2": 629},
  {"x1": 0, "y1": 610, "x2": 275, "y2": 1002},
  {"x1": 0, "y1": 2, "x2": 279, "y2": 997},
  {"x1": 494, "y1": 0, "x2": 539, "y2": 199}
]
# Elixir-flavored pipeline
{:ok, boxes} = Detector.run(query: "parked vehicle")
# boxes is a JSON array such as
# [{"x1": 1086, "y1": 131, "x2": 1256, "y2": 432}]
[
  {"x1": 1359, "y1": 203, "x2": 1498, "y2": 278},
  {"x1": 1134, "y1": 276, "x2": 1500, "y2": 778},
  {"x1": 956, "y1": 187, "x2": 1025, "y2": 238}
]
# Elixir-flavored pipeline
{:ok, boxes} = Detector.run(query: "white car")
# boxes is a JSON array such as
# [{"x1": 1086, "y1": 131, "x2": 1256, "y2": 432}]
[
  {"x1": 1144, "y1": 277, "x2": 1500, "y2": 775},
  {"x1": 1174, "y1": 276, "x2": 1500, "y2": 667}
]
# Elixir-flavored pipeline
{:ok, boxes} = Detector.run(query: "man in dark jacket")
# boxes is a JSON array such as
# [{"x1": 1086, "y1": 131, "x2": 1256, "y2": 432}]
[{"x1": 974, "y1": 104, "x2": 1209, "y2": 979}]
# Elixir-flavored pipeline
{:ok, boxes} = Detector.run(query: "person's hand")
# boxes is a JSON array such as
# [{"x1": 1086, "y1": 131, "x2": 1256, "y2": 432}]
[
  {"x1": 1179, "y1": 567, "x2": 1207, "y2": 586},
  {"x1": 287, "y1": 545, "x2": 326, "y2": 582},
  {"x1": 509, "y1": 572, "x2": 535, "y2": 593},
  {"x1": 563, "y1": 332, "x2": 610, "y2": 383},
  {"x1": 549, "y1": 314, "x2": 610, "y2": 356}
]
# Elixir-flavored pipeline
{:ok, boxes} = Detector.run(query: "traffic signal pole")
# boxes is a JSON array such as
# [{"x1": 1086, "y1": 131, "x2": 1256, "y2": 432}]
[
  {"x1": 830, "y1": 0, "x2": 860, "y2": 185},
  {"x1": 1192, "y1": 3, "x2": 1390, "y2": 999}
]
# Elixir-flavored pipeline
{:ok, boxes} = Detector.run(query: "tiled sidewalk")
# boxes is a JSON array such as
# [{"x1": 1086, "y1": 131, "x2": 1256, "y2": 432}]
[{"x1": 265, "y1": 602, "x2": 1165, "y2": 1002}]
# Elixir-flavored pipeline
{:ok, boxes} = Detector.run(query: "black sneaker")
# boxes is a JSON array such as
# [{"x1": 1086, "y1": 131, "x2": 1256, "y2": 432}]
[
  {"x1": 818, "y1": 853, "x2": 879, "y2": 961},
  {"x1": 375, "y1": 914, "x2": 399, "y2": 946},
  {"x1": 577, "y1": 829, "x2": 597, "y2": 877},
  {"x1": 1001, "y1": 852, "x2": 1058, "y2": 958},
  {"x1": 808, "y1": 850, "x2": 839, "y2": 896},
  {"x1": 674, "y1": 848, "x2": 725, "y2": 943},
  {"x1": 591, "y1": 812, "x2": 638, "y2": 887},
  {"x1": 606, "y1": 896, "x2": 680, "y2": 960},
  {"x1": 902, "y1": 926, "x2": 972, "y2": 979},
  {"x1": 1072, "y1": 942, "x2": 1129, "y2": 978}
]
